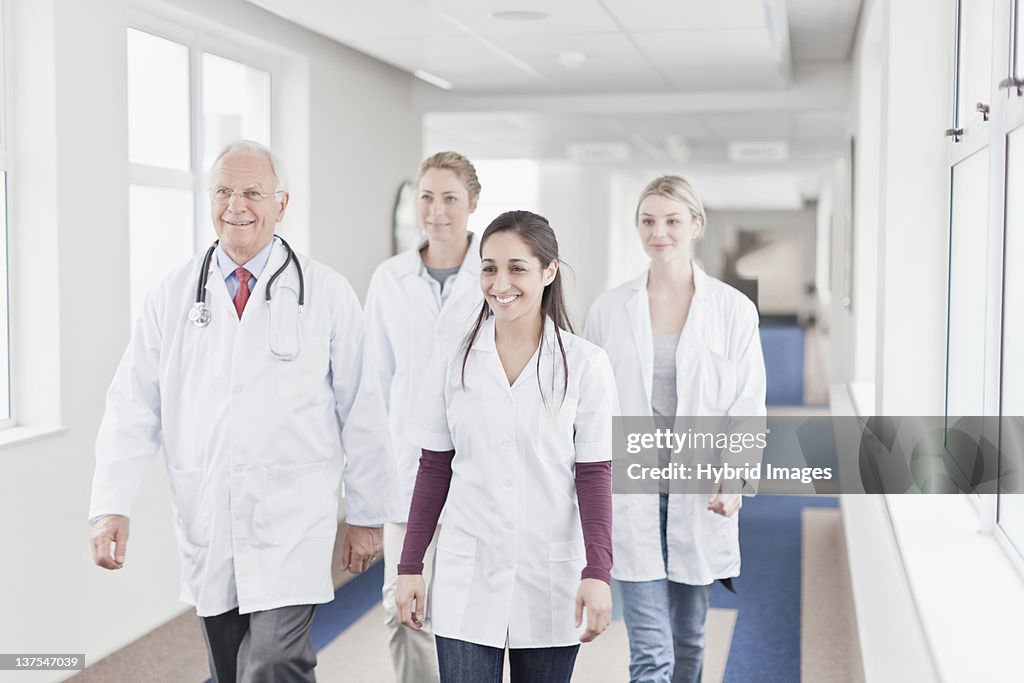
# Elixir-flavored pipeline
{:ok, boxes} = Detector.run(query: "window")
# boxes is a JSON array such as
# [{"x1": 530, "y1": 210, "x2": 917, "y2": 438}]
[
  {"x1": 126, "y1": 21, "x2": 272, "y2": 320},
  {"x1": 945, "y1": 0, "x2": 1024, "y2": 558},
  {"x1": 0, "y1": 0, "x2": 12, "y2": 426},
  {"x1": 997, "y1": 0, "x2": 1024, "y2": 557}
]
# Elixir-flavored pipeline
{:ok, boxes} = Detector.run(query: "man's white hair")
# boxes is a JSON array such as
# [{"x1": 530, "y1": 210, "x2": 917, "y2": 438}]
[{"x1": 209, "y1": 140, "x2": 289, "y2": 192}]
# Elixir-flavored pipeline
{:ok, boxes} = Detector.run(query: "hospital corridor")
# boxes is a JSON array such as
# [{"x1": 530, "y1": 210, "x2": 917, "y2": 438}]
[{"x1": 1, "y1": 0, "x2": 1023, "y2": 682}]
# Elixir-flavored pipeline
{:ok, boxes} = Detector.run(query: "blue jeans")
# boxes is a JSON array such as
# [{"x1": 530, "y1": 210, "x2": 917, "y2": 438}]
[
  {"x1": 617, "y1": 495, "x2": 712, "y2": 683},
  {"x1": 434, "y1": 635, "x2": 579, "y2": 683}
]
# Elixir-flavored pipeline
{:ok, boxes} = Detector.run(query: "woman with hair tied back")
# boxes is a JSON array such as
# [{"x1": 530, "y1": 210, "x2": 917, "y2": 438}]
[
  {"x1": 584, "y1": 176, "x2": 767, "y2": 683},
  {"x1": 395, "y1": 211, "x2": 618, "y2": 682},
  {"x1": 363, "y1": 151, "x2": 485, "y2": 683}
]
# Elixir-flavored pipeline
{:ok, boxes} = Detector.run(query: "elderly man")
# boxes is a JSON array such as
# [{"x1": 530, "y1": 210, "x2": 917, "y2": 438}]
[{"x1": 89, "y1": 140, "x2": 395, "y2": 683}]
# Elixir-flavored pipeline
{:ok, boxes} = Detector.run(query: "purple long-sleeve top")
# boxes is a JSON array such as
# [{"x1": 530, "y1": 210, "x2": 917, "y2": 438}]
[{"x1": 398, "y1": 449, "x2": 613, "y2": 584}]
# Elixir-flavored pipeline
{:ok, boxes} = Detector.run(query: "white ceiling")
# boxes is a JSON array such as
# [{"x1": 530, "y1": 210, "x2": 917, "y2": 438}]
[{"x1": 244, "y1": 0, "x2": 863, "y2": 208}]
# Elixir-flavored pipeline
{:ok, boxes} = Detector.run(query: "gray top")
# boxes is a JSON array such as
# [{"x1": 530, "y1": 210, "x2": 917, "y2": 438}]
[
  {"x1": 652, "y1": 332, "x2": 680, "y2": 492},
  {"x1": 651, "y1": 332, "x2": 680, "y2": 419},
  {"x1": 424, "y1": 264, "x2": 461, "y2": 302}
]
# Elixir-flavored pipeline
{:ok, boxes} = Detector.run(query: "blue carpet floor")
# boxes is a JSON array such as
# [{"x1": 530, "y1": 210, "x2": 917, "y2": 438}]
[
  {"x1": 205, "y1": 496, "x2": 833, "y2": 682},
  {"x1": 711, "y1": 495, "x2": 838, "y2": 683},
  {"x1": 310, "y1": 561, "x2": 385, "y2": 650},
  {"x1": 760, "y1": 325, "x2": 806, "y2": 406}
]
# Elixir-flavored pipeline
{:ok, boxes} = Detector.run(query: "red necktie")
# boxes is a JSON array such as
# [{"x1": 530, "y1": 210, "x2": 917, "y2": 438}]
[{"x1": 233, "y1": 268, "x2": 252, "y2": 318}]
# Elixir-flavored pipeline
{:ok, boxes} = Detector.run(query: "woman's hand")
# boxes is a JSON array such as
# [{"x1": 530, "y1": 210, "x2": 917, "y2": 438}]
[
  {"x1": 707, "y1": 491, "x2": 742, "y2": 517},
  {"x1": 575, "y1": 578, "x2": 612, "y2": 642},
  {"x1": 396, "y1": 574, "x2": 426, "y2": 630}
]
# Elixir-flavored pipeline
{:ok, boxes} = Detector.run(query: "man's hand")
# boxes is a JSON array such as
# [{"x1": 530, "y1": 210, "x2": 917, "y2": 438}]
[
  {"x1": 396, "y1": 574, "x2": 426, "y2": 630},
  {"x1": 341, "y1": 525, "x2": 382, "y2": 574},
  {"x1": 575, "y1": 578, "x2": 612, "y2": 643},
  {"x1": 91, "y1": 515, "x2": 130, "y2": 570}
]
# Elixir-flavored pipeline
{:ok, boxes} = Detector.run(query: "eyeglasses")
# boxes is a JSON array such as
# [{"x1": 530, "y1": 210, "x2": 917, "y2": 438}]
[{"x1": 211, "y1": 187, "x2": 285, "y2": 203}]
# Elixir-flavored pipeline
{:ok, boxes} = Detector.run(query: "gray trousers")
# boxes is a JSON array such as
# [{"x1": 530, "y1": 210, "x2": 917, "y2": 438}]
[
  {"x1": 382, "y1": 522, "x2": 441, "y2": 683},
  {"x1": 200, "y1": 604, "x2": 317, "y2": 683}
]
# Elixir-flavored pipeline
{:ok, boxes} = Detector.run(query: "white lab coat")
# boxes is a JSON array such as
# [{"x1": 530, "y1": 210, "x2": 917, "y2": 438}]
[
  {"x1": 363, "y1": 234, "x2": 483, "y2": 519},
  {"x1": 583, "y1": 263, "x2": 766, "y2": 585},
  {"x1": 89, "y1": 239, "x2": 396, "y2": 616},
  {"x1": 407, "y1": 317, "x2": 619, "y2": 648}
]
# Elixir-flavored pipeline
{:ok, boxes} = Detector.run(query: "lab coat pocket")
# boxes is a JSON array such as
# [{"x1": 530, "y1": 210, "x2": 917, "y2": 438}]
[
  {"x1": 276, "y1": 335, "x2": 331, "y2": 405},
  {"x1": 548, "y1": 539, "x2": 585, "y2": 636},
  {"x1": 699, "y1": 348, "x2": 739, "y2": 414},
  {"x1": 252, "y1": 460, "x2": 336, "y2": 547},
  {"x1": 167, "y1": 466, "x2": 211, "y2": 548},
  {"x1": 433, "y1": 529, "x2": 478, "y2": 631}
]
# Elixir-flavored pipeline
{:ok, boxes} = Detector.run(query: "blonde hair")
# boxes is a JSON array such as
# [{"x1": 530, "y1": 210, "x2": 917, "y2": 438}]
[
  {"x1": 417, "y1": 151, "x2": 482, "y2": 203},
  {"x1": 635, "y1": 175, "x2": 706, "y2": 239}
]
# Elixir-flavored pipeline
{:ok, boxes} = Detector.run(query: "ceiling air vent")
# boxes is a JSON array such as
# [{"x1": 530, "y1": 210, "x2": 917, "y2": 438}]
[{"x1": 727, "y1": 141, "x2": 789, "y2": 163}]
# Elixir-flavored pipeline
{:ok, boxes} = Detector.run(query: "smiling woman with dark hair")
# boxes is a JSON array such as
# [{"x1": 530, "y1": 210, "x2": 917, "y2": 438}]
[{"x1": 395, "y1": 211, "x2": 619, "y2": 683}]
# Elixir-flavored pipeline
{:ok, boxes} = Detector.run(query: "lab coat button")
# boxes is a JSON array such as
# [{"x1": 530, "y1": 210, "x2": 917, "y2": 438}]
[
  {"x1": 503, "y1": 479, "x2": 513, "y2": 488},
  {"x1": 233, "y1": 385, "x2": 243, "y2": 395},
  {"x1": 504, "y1": 521, "x2": 513, "y2": 530}
]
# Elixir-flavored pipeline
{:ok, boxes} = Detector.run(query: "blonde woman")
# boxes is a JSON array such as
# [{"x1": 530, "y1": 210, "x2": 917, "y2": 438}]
[
  {"x1": 364, "y1": 151, "x2": 484, "y2": 683},
  {"x1": 584, "y1": 176, "x2": 766, "y2": 683}
]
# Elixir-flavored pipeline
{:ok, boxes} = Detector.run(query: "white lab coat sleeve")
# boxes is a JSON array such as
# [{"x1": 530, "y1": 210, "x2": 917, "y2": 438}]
[
  {"x1": 724, "y1": 300, "x2": 767, "y2": 495},
  {"x1": 573, "y1": 350, "x2": 619, "y2": 463},
  {"x1": 89, "y1": 285, "x2": 165, "y2": 521},
  {"x1": 405, "y1": 346, "x2": 454, "y2": 452},
  {"x1": 727, "y1": 300, "x2": 767, "y2": 418},
  {"x1": 330, "y1": 278, "x2": 397, "y2": 526},
  {"x1": 582, "y1": 299, "x2": 604, "y2": 347},
  {"x1": 362, "y1": 267, "x2": 397, "y2": 409}
]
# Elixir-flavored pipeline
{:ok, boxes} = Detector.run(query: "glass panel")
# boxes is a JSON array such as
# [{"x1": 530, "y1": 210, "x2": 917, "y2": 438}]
[
  {"x1": 129, "y1": 185, "x2": 195, "y2": 321},
  {"x1": 127, "y1": 29, "x2": 191, "y2": 170},
  {"x1": 946, "y1": 148, "x2": 990, "y2": 417},
  {"x1": 957, "y1": 0, "x2": 994, "y2": 126},
  {"x1": 0, "y1": 173, "x2": 10, "y2": 422},
  {"x1": 999, "y1": 125, "x2": 1024, "y2": 552},
  {"x1": 202, "y1": 53, "x2": 271, "y2": 172}
]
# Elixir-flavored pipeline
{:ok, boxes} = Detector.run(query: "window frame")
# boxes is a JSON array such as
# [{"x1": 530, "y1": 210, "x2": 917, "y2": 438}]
[
  {"x1": 126, "y1": 9, "x2": 279, "y2": 260},
  {"x1": 944, "y1": 0, "x2": 1024, "y2": 567},
  {"x1": 0, "y1": 0, "x2": 14, "y2": 429}
]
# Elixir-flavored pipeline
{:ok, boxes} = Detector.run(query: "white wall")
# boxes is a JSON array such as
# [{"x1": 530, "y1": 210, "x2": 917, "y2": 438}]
[
  {"x1": 835, "y1": 0, "x2": 967, "y2": 680},
  {"x1": 535, "y1": 162, "x2": 615, "y2": 326},
  {"x1": 872, "y1": 0, "x2": 953, "y2": 415},
  {"x1": 0, "y1": 0, "x2": 420, "y2": 674}
]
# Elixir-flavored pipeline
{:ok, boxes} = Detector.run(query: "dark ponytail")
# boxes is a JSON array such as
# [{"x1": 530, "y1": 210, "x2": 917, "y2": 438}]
[{"x1": 460, "y1": 211, "x2": 572, "y2": 406}]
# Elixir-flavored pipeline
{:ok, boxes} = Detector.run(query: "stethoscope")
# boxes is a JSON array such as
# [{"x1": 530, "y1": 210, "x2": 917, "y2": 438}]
[{"x1": 188, "y1": 235, "x2": 305, "y2": 360}]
